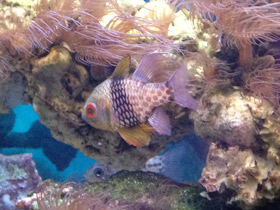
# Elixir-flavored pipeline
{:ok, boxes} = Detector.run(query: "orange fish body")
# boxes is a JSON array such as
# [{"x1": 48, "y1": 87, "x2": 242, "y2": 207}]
[{"x1": 82, "y1": 53, "x2": 198, "y2": 146}]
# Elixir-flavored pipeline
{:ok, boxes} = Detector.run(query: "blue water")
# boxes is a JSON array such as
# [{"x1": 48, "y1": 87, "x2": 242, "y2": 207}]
[
  {"x1": 0, "y1": 104, "x2": 96, "y2": 182},
  {"x1": 11, "y1": 105, "x2": 40, "y2": 133}
]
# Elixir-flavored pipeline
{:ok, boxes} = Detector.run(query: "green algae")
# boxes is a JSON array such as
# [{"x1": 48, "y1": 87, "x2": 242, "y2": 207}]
[
  {"x1": 89, "y1": 171, "x2": 159, "y2": 200},
  {"x1": 88, "y1": 171, "x2": 232, "y2": 210}
]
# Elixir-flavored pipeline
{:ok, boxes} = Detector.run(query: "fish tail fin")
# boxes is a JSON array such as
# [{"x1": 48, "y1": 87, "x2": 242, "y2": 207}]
[{"x1": 167, "y1": 66, "x2": 198, "y2": 109}]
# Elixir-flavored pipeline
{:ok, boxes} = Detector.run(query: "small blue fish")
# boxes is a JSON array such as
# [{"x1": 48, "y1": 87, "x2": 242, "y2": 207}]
[
  {"x1": 85, "y1": 134, "x2": 208, "y2": 183},
  {"x1": 147, "y1": 133, "x2": 208, "y2": 182},
  {"x1": 82, "y1": 53, "x2": 198, "y2": 146}
]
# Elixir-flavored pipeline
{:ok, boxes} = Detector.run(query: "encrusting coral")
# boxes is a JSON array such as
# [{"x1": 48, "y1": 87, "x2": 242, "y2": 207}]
[
  {"x1": 2, "y1": 0, "x2": 280, "y2": 209},
  {"x1": 192, "y1": 85, "x2": 280, "y2": 208}
]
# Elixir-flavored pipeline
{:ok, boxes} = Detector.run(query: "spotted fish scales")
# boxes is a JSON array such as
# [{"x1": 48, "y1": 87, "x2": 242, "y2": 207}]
[{"x1": 110, "y1": 77, "x2": 172, "y2": 129}]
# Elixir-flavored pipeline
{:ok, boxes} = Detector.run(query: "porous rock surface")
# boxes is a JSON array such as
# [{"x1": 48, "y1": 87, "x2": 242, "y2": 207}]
[
  {"x1": 192, "y1": 86, "x2": 280, "y2": 208},
  {"x1": 0, "y1": 153, "x2": 41, "y2": 210}
]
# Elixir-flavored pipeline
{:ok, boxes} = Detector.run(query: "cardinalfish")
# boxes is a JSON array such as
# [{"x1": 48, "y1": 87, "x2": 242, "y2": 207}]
[{"x1": 82, "y1": 53, "x2": 198, "y2": 146}]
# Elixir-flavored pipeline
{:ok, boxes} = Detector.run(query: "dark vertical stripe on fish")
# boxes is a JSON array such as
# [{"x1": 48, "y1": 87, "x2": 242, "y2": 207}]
[{"x1": 110, "y1": 77, "x2": 140, "y2": 127}]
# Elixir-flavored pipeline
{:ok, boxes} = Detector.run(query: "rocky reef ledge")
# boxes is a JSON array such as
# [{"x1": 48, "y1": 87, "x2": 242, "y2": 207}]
[{"x1": 16, "y1": 171, "x2": 236, "y2": 210}]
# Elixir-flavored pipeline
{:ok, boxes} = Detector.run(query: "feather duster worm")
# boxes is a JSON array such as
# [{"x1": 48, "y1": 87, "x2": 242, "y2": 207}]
[
  {"x1": 183, "y1": 0, "x2": 280, "y2": 66},
  {"x1": 246, "y1": 64, "x2": 280, "y2": 115},
  {"x1": 61, "y1": 13, "x2": 177, "y2": 66},
  {"x1": 5, "y1": 0, "x2": 179, "y2": 66}
]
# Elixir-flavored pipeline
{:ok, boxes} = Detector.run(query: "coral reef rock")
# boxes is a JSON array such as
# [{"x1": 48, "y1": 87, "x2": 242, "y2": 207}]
[
  {"x1": 191, "y1": 87, "x2": 256, "y2": 148},
  {"x1": 0, "y1": 71, "x2": 29, "y2": 113},
  {"x1": 199, "y1": 143, "x2": 280, "y2": 208},
  {"x1": 16, "y1": 171, "x2": 236, "y2": 210},
  {"x1": 0, "y1": 153, "x2": 41, "y2": 210},
  {"x1": 193, "y1": 86, "x2": 280, "y2": 208}
]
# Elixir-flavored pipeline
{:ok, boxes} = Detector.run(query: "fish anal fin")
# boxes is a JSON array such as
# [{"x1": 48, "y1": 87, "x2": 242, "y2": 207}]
[
  {"x1": 112, "y1": 56, "x2": 131, "y2": 77},
  {"x1": 139, "y1": 123, "x2": 155, "y2": 134},
  {"x1": 118, "y1": 126, "x2": 151, "y2": 147}
]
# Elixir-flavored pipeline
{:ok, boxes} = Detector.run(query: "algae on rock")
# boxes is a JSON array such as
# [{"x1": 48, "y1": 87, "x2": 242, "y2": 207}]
[{"x1": 16, "y1": 171, "x2": 235, "y2": 210}]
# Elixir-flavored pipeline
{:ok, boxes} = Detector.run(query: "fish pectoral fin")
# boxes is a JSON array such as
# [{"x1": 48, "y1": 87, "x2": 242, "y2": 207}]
[
  {"x1": 148, "y1": 107, "x2": 171, "y2": 135},
  {"x1": 111, "y1": 55, "x2": 131, "y2": 77},
  {"x1": 118, "y1": 126, "x2": 151, "y2": 147},
  {"x1": 105, "y1": 99, "x2": 111, "y2": 122}
]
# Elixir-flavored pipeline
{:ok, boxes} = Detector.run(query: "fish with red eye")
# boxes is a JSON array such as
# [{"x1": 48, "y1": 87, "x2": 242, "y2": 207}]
[
  {"x1": 81, "y1": 53, "x2": 198, "y2": 147},
  {"x1": 85, "y1": 103, "x2": 96, "y2": 118}
]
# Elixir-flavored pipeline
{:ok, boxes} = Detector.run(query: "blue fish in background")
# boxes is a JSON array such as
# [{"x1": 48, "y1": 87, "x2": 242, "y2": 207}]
[
  {"x1": 85, "y1": 133, "x2": 208, "y2": 183},
  {"x1": 149, "y1": 134, "x2": 208, "y2": 182},
  {"x1": 144, "y1": 133, "x2": 208, "y2": 182}
]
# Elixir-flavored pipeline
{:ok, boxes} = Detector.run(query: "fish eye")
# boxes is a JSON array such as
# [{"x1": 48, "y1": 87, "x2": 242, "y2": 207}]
[
  {"x1": 86, "y1": 103, "x2": 96, "y2": 118},
  {"x1": 93, "y1": 168, "x2": 104, "y2": 178}
]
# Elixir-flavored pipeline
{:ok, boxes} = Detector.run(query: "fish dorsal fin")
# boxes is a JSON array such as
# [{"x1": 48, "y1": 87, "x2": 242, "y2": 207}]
[
  {"x1": 111, "y1": 56, "x2": 131, "y2": 77},
  {"x1": 132, "y1": 52, "x2": 169, "y2": 82},
  {"x1": 118, "y1": 125, "x2": 151, "y2": 147}
]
